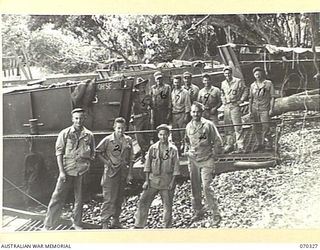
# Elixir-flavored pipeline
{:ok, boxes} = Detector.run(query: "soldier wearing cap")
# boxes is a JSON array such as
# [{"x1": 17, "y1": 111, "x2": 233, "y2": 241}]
[
  {"x1": 182, "y1": 71, "x2": 200, "y2": 103},
  {"x1": 134, "y1": 124, "x2": 180, "y2": 228},
  {"x1": 221, "y1": 66, "x2": 248, "y2": 153},
  {"x1": 171, "y1": 75, "x2": 192, "y2": 154},
  {"x1": 96, "y1": 117, "x2": 134, "y2": 229},
  {"x1": 249, "y1": 67, "x2": 275, "y2": 151},
  {"x1": 43, "y1": 108, "x2": 95, "y2": 230},
  {"x1": 184, "y1": 102, "x2": 223, "y2": 226},
  {"x1": 151, "y1": 71, "x2": 172, "y2": 129},
  {"x1": 197, "y1": 73, "x2": 222, "y2": 125},
  {"x1": 131, "y1": 77, "x2": 152, "y2": 163}
]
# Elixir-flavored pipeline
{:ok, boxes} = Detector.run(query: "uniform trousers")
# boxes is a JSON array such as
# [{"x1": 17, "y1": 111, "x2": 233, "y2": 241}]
[
  {"x1": 133, "y1": 115, "x2": 151, "y2": 153},
  {"x1": 44, "y1": 175, "x2": 83, "y2": 228},
  {"x1": 188, "y1": 157, "x2": 219, "y2": 215},
  {"x1": 202, "y1": 110, "x2": 219, "y2": 125},
  {"x1": 153, "y1": 108, "x2": 170, "y2": 128},
  {"x1": 134, "y1": 186, "x2": 175, "y2": 228},
  {"x1": 224, "y1": 104, "x2": 244, "y2": 150},
  {"x1": 101, "y1": 167, "x2": 127, "y2": 222},
  {"x1": 251, "y1": 108, "x2": 272, "y2": 147},
  {"x1": 172, "y1": 112, "x2": 187, "y2": 150}
]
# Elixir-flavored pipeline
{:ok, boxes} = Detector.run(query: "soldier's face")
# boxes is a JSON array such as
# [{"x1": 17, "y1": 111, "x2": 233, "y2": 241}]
[
  {"x1": 158, "y1": 130, "x2": 169, "y2": 143},
  {"x1": 254, "y1": 71, "x2": 263, "y2": 80},
  {"x1": 114, "y1": 122, "x2": 126, "y2": 136},
  {"x1": 202, "y1": 77, "x2": 210, "y2": 87},
  {"x1": 155, "y1": 77, "x2": 163, "y2": 85},
  {"x1": 190, "y1": 105, "x2": 202, "y2": 121},
  {"x1": 224, "y1": 70, "x2": 233, "y2": 81},
  {"x1": 72, "y1": 112, "x2": 85, "y2": 130},
  {"x1": 173, "y1": 78, "x2": 181, "y2": 89},
  {"x1": 183, "y1": 76, "x2": 191, "y2": 85},
  {"x1": 138, "y1": 84, "x2": 146, "y2": 92}
]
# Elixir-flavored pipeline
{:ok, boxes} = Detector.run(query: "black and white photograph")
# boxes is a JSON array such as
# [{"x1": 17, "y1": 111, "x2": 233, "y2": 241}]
[{"x1": 2, "y1": 8, "x2": 320, "y2": 238}]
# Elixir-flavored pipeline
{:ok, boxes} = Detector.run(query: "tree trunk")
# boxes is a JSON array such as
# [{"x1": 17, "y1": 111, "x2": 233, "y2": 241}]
[{"x1": 273, "y1": 94, "x2": 320, "y2": 116}]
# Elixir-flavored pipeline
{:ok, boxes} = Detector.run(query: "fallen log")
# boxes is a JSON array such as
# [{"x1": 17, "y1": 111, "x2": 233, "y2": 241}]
[{"x1": 273, "y1": 94, "x2": 320, "y2": 116}]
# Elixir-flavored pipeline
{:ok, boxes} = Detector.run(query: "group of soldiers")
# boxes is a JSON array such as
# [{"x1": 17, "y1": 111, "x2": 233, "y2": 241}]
[
  {"x1": 42, "y1": 65, "x2": 275, "y2": 230},
  {"x1": 132, "y1": 65, "x2": 275, "y2": 159}
]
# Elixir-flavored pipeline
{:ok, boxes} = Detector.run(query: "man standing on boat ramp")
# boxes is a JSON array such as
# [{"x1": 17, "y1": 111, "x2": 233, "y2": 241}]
[{"x1": 43, "y1": 108, "x2": 95, "y2": 230}]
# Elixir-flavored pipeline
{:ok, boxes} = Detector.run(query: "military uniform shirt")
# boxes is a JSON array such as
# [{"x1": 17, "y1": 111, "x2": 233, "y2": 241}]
[
  {"x1": 197, "y1": 86, "x2": 221, "y2": 111},
  {"x1": 144, "y1": 141, "x2": 180, "y2": 190},
  {"x1": 221, "y1": 77, "x2": 248, "y2": 104},
  {"x1": 132, "y1": 90, "x2": 152, "y2": 115},
  {"x1": 250, "y1": 80, "x2": 275, "y2": 111},
  {"x1": 96, "y1": 133, "x2": 134, "y2": 177},
  {"x1": 183, "y1": 84, "x2": 200, "y2": 103},
  {"x1": 151, "y1": 83, "x2": 171, "y2": 109},
  {"x1": 55, "y1": 126, "x2": 95, "y2": 176},
  {"x1": 171, "y1": 88, "x2": 191, "y2": 114},
  {"x1": 185, "y1": 117, "x2": 220, "y2": 162}
]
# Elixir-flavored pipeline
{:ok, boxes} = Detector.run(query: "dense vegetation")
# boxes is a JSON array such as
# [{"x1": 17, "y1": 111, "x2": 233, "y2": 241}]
[{"x1": 2, "y1": 13, "x2": 319, "y2": 74}]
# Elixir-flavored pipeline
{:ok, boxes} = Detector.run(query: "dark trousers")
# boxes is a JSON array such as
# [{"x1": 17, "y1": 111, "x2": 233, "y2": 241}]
[{"x1": 134, "y1": 115, "x2": 151, "y2": 153}]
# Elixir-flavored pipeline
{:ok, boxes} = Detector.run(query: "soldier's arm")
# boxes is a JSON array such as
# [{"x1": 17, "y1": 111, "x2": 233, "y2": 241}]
[
  {"x1": 248, "y1": 84, "x2": 253, "y2": 114},
  {"x1": 90, "y1": 133, "x2": 96, "y2": 160},
  {"x1": 211, "y1": 89, "x2": 222, "y2": 114},
  {"x1": 269, "y1": 82, "x2": 275, "y2": 115},
  {"x1": 220, "y1": 83, "x2": 227, "y2": 105},
  {"x1": 169, "y1": 148, "x2": 180, "y2": 190},
  {"x1": 142, "y1": 148, "x2": 152, "y2": 189},
  {"x1": 239, "y1": 80, "x2": 248, "y2": 103},
  {"x1": 55, "y1": 130, "x2": 66, "y2": 180},
  {"x1": 96, "y1": 138, "x2": 112, "y2": 166},
  {"x1": 185, "y1": 91, "x2": 192, "y2": 113}
]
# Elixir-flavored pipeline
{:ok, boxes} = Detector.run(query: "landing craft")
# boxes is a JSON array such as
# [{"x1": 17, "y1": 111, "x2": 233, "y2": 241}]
[{"x1": 4, "y1": 42, "x2": 319, "y2": 210}]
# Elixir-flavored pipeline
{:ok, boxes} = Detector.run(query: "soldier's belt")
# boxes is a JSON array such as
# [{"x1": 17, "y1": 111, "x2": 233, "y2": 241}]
[
  {"x1": 133, "y1": 112, "x2": 149, "y2": 118},
  {"x1": 172, "y1": 111, "x2": 185, "y2": 114}
]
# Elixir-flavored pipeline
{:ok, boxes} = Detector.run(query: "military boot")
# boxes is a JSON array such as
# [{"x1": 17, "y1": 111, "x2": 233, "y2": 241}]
[{"x1": 110, "y1": 218, "x2": 124, "y2": 229}]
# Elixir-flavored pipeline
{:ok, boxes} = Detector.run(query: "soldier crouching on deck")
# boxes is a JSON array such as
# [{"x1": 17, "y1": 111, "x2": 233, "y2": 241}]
[
  {"x1": 43, "y1": 108, "x2": 95, "y2": 231},
  {"x1": 134, "y1": 124, "x2": 180, "y2": 229},
  {"x1": 96, "y1": 117, "x2": 134, "y2": 229},
  {"x1": 184, "y1": 102, "x2": 223, "y2": 226},
  {"x1": 131, "y1": 77, "x2": 152, "y2": 163}
]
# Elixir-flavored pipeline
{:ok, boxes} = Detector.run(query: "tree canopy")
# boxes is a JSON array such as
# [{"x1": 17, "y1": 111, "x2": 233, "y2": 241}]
[{"x1": 2, "y1": 13, "x2": 319, "y2": 74}]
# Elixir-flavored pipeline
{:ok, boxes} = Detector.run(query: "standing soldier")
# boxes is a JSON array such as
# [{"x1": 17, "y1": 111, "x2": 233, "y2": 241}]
[
  {"x1": 184, "y1": 102, "x2": 223, "y2": 226},
  {"x1": 221, "y1": 66, "x2": 248, "y2": 153},
  {"x1": 96, "y1": 117, "x2": 134, "y2": 229},
  {"x1": 151, "y1": 71, "x2": 172, "y2": 128},
  {"x1": 131, "y1": 77, "x2": 152, "y2": 163},
  {"x1": 43, "y1": 108, "x2": 95, "y2": 230},
  {"x1": 182, "y1": 71, "x2": 200, "y2": 103},
  {"x1": 171, "y1": 75, "x2": 191, "y2": 154},
  {"x1": 134, "y1": 124, "x2": 180, "y2": 229},
  {"x1": 197, "y1": 73, "x2": 222, "y2": 125},
  {"x1": 249, "y1": 67, "x2": 275, "y2": 151}
]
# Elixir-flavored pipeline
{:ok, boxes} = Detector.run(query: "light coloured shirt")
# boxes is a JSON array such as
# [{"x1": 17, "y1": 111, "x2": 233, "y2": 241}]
[
  {"x1": 96, "y1": 133, "x2": 134, "y2": 177},
  {"x1": 151, "y1": 83, "x2": 171, "y2": 110},
  {"x1": 221, "y1": 77, "x2": 248, "y2": 105},
  {"x1": 185, "y1": 117, "x2": 221, "y2": 162},
  {"x1": 197, "y1": 86, "x2": 221, "y2": 110},
  {"x1": 55, "y1": 126, "x2": 95, "y2": 176},
  {"x1": 183, "y1": 84, "x2": 200, "y2": 103},
  {"x1": 250, "y1": 80, "x2": 275, "y2": 111},
  {"x1": 144, "y1": 141, "x2": 180, "y2": 190},
  {"x1": 171, "y1": 88, "x2": 191, "y2": 114}
]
